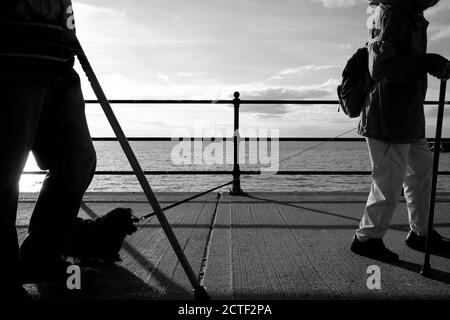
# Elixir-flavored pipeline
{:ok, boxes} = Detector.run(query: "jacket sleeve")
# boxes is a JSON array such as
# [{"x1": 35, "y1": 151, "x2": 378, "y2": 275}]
[{"x1": 368, "y1": 5, "x2": 428, "y2": 85}]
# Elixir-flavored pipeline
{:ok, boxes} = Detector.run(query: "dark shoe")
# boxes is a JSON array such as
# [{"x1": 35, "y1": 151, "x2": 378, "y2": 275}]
[
  {"x1": 0, "y1": 284, "x2": 32, "y2": 301},
  {"x1": 351, "y1": 235, "x2": 399, "y2": 262},
  {"x1": 406, "y1": 229, "x2": 450, "y2": 253},
  {"x1": 22, "y1": 255, "x2": 100, "y2": 286}
]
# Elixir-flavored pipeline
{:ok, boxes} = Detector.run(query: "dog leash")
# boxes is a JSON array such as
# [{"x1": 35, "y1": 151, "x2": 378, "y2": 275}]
[{"x1": 138, "y1": 127, "x2": 358, "y2": 222}]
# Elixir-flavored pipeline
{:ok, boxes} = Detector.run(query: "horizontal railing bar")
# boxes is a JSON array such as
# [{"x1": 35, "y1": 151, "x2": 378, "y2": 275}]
[
  {"x1": 84, "y1": 100, "x2": 449, "y2": 105},
  {"x1": 90, "y1": 137, "x2": 450, "y2": 142},
  {"x1": 91, "y1": 137, "x2": 369, "y2": 142},
  {"x1": 22, "y1": 171, "x2": 233, "y2": 175},
  {"x1": 22, "y1": 170, "x2": 450, "y2": 176},
  {"x1": 91, "y1": 170, "x2": 234, "y2": 175},
  {"x1": 264, "y1": 171, "x2": 450, "y2": 176},
  {"x1": 241, "y1": 101, "x2": 448, "y2": 105},
  {"x1": 85, "y1": 100, "x2": 233, "y2": 104},
  {"x1": 248, "y1": 171, "x2": 374, "y2": 175}
]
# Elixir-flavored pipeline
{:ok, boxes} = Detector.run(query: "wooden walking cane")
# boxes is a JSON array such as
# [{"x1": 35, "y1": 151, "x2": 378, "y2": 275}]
[
  {"x1": 63, "y1": 29, "x2": 209, "y2": 299},
  {"x1": 421, "y1": 79, "x2": 447, "y2": 277}
]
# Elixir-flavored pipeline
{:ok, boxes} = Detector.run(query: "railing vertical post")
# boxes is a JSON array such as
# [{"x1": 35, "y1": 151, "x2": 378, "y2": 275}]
[{"x1": 230, "y1": 92, "x2": 245, "y2": 195}]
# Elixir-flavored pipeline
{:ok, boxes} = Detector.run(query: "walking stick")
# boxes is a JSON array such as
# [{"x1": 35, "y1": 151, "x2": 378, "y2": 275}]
[
  {"x1": 64, "y1": 30, "x2": 209, "y2": 299},
  {"x1": 421, "y1": 79, "x2": 447, "y2": 277}
]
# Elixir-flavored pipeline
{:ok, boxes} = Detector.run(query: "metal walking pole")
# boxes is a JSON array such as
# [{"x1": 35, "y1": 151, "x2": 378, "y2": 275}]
[
  {"x1": 421, "y1": 79, "x2": 447, "y2": 277},
  {"x1": 65, "y1": 30, "x2": 209, "y2": 299}
]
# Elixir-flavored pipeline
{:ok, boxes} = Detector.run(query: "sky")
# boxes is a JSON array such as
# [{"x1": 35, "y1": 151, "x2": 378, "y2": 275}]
[{"x1": 71, "y1": 0, "x2": 450, "y2": 138}]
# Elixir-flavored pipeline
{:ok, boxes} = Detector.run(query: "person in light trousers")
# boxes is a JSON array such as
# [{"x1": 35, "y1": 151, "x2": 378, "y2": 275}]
[{"x1": 351, "y1": 0, "x2": 450, "y2": 261}]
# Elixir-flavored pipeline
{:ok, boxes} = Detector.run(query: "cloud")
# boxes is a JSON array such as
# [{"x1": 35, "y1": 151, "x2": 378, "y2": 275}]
[
  {"x1": 241, "y1": 105, "x2": 290, "y2": 117},
  {"x1": 278, "y1": 65, "x2": 336, "y2": 76},
  {"x1": 429, "y1": 25, "x2": 450, "y2": 41},
  {"x1": 157, "y1": 73, "x2": 170, "y2": 83},
  {"x1": 311, "y1": 0, "x2": 363, "y2": 9},
  {"x1": 236, "y1": 79, "x2": 340, "y2": 118},
  {"x1": 74, "y1": 2, "x2": 188, "y2": 49},
  {"x1": 266, "y1": 65, "x2": 340, "y2": 84},
  {"x1": 177, "y1": 72, "x2": 194, "y2": 77},
  {"x1": 240, "y1": 80, "x2": 338, "y2": 100},
  {"x1": 426, "y1": 1, "x2": 450, "y2": 17},
  {"x1": 177, "y1": 72, "x2": 203, "y2": 77},
  {"x1": 338, "y1": 43, "x2": 352, "y2": 50}
]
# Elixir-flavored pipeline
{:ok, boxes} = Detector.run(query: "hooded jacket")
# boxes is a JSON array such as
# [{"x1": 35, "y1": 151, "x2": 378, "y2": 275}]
[
  {"x1": 358, "y1": 0, "x2": 443, "y2": 143},
  {"x1": 0, "y1": 0, "x2": 75, "y2": 74}
]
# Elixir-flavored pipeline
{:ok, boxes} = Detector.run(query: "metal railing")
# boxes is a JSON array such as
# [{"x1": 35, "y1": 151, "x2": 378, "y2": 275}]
[{"x1": 23, "y1": 92, "x2": 450, "y2": 194}]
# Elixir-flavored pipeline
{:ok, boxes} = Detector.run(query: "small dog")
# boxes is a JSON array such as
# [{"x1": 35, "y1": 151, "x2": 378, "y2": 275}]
[{"x1": 66, "y1": 208, "x2": 138, "y2": 265}]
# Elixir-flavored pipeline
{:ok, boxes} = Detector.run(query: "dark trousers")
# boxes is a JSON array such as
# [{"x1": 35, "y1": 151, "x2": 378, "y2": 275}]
[{"x1": 0, "y1": 69, "x2": 96, "y2": 286}]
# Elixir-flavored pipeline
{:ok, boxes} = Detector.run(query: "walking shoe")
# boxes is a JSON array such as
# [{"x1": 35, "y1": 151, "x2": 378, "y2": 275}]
[
  {"x1": 406, "y1": 229, "x2": 450, "y2": 253},
  {"x1": 350, "y1": 235, "x2": 399, "y2": 262},
  {"x1": 21, "y1": 255, "x2": 100, "y2": 286}
]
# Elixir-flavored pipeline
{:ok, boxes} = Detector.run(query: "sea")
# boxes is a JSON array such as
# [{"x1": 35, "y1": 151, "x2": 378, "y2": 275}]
[{"x1": 20, "y1": 141, "x2": 450, "y2": 193}]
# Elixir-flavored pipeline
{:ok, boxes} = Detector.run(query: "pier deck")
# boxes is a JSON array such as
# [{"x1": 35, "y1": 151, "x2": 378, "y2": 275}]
[{"x1": 17, "y1": 192, "x2": 450, "y2": 300}]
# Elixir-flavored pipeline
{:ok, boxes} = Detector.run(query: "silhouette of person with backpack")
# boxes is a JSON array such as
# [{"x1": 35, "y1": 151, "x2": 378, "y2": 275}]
[
  {"x1": 0, "y1": 0, "x2": 99, "y2": 300},
  {"x1": 351, "y1": 0, "x2": 450, "y2": 261}
]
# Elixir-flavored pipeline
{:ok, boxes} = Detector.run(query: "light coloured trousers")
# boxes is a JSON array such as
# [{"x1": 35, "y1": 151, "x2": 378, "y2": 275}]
[{"x1": 356, "y1": 137, "x2": 433, "y2": 241}]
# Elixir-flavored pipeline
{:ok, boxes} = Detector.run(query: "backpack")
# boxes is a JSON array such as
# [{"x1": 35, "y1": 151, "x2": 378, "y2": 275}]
[{"x1": 337, "y1": 47, "x2": 374, "y2": 118}]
